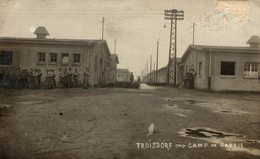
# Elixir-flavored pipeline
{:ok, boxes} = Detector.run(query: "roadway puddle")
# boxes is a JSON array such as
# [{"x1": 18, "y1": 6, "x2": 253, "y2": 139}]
[
  {"x1": 179, "y1": 127, "x2": 260, "y2": 156},
  {"x1": 163, "y1": 103, "x2": 192, "y2": 117},
  {"x1": 165, "y1": 97, "x2": 207, "y2": 105},
  {"x1": 0, "y1": 104, "x2": 12, "y2": 117},
  {"x1": 0, "y1": 104, "x2": 12, "y2": 109},
  {"x1": 165, "y1": 98, "x2": 252, "y2": 115},
  {"x1": 139, "y1": 84, "x2": 157, "y2": 90},
  {"x1": 15, "y1": 100, "x2": 46, "y2": 105},
  {"x1": 15, "y1": 98, "x2": 54, "y2": 105},
  {"x1": 215, "y1": 110, "x2": 250, "y2": 114}
]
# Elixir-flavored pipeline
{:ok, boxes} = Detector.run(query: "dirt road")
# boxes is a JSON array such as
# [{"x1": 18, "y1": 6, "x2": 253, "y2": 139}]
[{"x1": 0, "y1": 84, "x2": 259, "y2": 159}]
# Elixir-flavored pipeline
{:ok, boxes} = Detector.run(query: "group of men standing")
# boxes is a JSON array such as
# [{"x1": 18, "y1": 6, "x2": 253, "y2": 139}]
[{"x1": 0, "y1": 66, "x2": 90, "y2": 89}]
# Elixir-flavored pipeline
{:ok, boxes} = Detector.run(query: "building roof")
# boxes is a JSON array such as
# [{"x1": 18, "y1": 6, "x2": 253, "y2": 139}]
[
  {"x1": 247, "y1": 35, "x2": 260, "y2": 44},
  {"x1": 0, "y1": 37, "x2": 104, "y2": 45},
  {"x1": 157, "y1": 66, "x2": 167, "y2": 72},
  {"x1": 117, "y1": 68, "x2": 130, "y2": 73},
  {"x1": 182, "y1": 44, "x2": 260, "y2": 61},
  {"x1": 34, "y1": 26, "x2": 49, "y2": 35},
  {"x1": 0, "y1": 37, "x2": 112, "y2": 57}
]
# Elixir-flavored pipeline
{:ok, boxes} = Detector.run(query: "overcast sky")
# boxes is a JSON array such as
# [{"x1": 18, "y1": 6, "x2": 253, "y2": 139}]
[{"x1": 0, "y1": 0, "x2": 259, "y2": 76}]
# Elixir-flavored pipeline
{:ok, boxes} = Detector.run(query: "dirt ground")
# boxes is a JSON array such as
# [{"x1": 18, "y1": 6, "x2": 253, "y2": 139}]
[{"x1": 0, "y1": 84, "x2": 259, "y2": 159}]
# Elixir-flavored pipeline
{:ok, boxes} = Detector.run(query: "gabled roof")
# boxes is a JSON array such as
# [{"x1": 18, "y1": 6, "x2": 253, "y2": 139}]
[
  {"x1": 247, "y1": 35, "x2": 260, "y2": 44},
  {"x1": 182, "y1": 44, "x2": 260, "y2": 61},
  {"x1": 34, "y1": 26, "x2": 49, "y2": 35},
  {"x1": 0, "y1": 37, "x2": 111, "y2": 56},
  {"x1": 117, "y1": 68, "x2": 130, "y2": 73},
  {"x1": 0, "y1": 37, "x2": 106, "y2": 45}
]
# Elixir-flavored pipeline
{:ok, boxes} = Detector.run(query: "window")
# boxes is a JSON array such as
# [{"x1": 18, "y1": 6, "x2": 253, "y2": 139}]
[
  {"x1": 0, "y1": 51, "x2": 12, "y2": 65},
  {"x1": 61, "y1": 53, "x2": 69, "y2": 65},
  {"x1": 38, "y1": 52, "x2": 45, "y2": 62},
  {"x1": 221, "y1": 62, "x2": 235, "y2": 76},
  {"x1": 198, "y1": 62, "x2": 202, "y2": 76},
  {"x1": 73, "y1": 54, "x2": 80, "y2": 63},
  {"x1": 50, "y1": 53, "x2": 57, "y2": 63},
  {"x1": 244, "y1": 63, "x2": 258, "y2": 78}
]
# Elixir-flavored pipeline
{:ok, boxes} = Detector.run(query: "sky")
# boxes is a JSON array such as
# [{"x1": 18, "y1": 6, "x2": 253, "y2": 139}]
[{"x1": 0, "y1": 0, "x2": 259, "y2": 76}]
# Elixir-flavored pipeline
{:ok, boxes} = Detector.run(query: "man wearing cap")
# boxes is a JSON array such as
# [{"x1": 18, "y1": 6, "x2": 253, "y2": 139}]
[{"x1": 83, "y1": 67, "x2": 89, "y2": 89}]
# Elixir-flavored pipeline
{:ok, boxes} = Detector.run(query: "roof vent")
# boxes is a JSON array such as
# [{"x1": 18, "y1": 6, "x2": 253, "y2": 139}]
[
  {"x1": 34, "y1": 26, "x2": 49, "y2": 39},
  {"x1": 247, "y1": 35, "x2": 260, "y2": 48}
]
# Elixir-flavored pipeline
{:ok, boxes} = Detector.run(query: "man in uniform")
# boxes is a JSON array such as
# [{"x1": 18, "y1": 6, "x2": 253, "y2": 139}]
[
  {"x1": 67, "y1": 68, "x2": 73, "y2": 88},
  {"x1": 49, "y1": 69, "x2": 56, "y2": 88},
  {"x1": 45, "y1": 69, "x2": 50, "y2": 89},
  {"x1": 73, "y1": 69, "x2": 79, "y2": 87},
  {"x1": 28, "y1": 69, "x2": 34, "y2": 89},
  {"x1": 130, "y1": 72, "x2": 134, "y2": 84},
  {"x1": 83, "y1": 67, "x2": 89, "y2": 89},
  {"x1": 32, "y1": 68, "x2": 38, "y2": 89},
  {"x1": 36, "y1": 69, "x2": 42, "y2": 88},
  {"x1": 57, "y1": 68, "x2": 63, "y2": 88},
  {"x1": 63, "y1": 68, "x2": 68, "y2": 88}
]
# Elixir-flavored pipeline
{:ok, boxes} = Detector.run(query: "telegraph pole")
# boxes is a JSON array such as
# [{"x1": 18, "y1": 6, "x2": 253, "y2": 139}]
[
  {"x1": 192, "y1": 22, "x2": 196, "y2": 45},
  {"x1": 156, "y1": 39, "x2": 159, "y2": 83},
  {"x1": 146, "y1": 61, "x2": 148, "y2": 76},
  {"x1": 153, "y1": 62, "x2": 155, "y2": 83},
  {"x1": 150, "y1": 55, "x2": 152, "y2": 74},
  {"x1": 114, "y1": 39, "x2": 117, "y2": 53},
  {"x1": 164, "y1": 9, "x2": 184, "y2": 86},
  {"x1": 102, "y1": 17, "x2": 105, "y2": 40}
]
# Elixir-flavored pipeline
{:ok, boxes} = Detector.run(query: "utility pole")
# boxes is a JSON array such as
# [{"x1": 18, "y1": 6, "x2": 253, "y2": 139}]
[
  {"x1": 192, "y1": 22, "x2": 196, "y2": 45},
  {"x1": 164, "y1": 9, "x2": 184, "y2": 86},
  {"x1": 153, "y1": 62, "x2": 155, "y2": 83},
  {"x1": 102, "y1": 17, "x2": 105, "y2": 40},
  {"x1": 150, "y1": 55, "x2": 152, "y2": 74},
  {"x1": 146, "y1": 61, "x2": 149, "y2": 76},
  {"x1": 156, "y1": 39, "x2": 159, "y2": 83},
  {"x1": 114, "y1": 39, "x2": 117, "y2": 53}
]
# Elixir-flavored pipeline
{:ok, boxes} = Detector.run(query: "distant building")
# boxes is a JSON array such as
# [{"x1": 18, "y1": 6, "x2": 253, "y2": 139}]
[
  {"x1": 116, "y1": 68, "x2": 130, "y2": 82},
  {"x1": 145, "y1": 58, "x2": 181, "y2": 84},
  {"x1": 0, "y1": 26, "x2": 117, "y2": 86},
  {"x1": 156, "y1": 67, "x2": 168, "y2": 83},
  {"x1": 180, "y1": 36, "x2": 260, "y2": 91}
]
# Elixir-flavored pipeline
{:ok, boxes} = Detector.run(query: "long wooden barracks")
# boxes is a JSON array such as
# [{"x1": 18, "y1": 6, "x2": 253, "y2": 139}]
[{"x1": 0, "y1": 26, "x2": 119, "y2": 86}]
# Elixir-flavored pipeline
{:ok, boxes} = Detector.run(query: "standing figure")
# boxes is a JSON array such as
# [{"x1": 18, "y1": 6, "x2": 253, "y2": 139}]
[
  {"x1": 45, "y1": 69, "x2": 51, "y2": 89},
  {"x1": 49, "y1": 69, "x2": 56, "y2": 88},
  {"x1": 67, "y1": 68, "x2": 73, "y2": 87},
  {"x1": 58, "y1": 68, "x2": 63, "y2": 88},
  {"x1": 130, "y1": 72, "x2": 134, "y2": 84},
  {"x1": 73, "y1": 69, "x2": 79, "y2": 87},
  {"x1": 63, "y1": 68, "x2": 68, "y2": 88},
  {"x1": 83, "y1": 67, "x2": 89, "y2": 89},
  {"x1": 32, "y1": 69, "x2": 38, "y2": 89},
  {"x1": 16, "y1": 68, "x2": 23, "y2": 89},
  {"x1": 21, "y1": 70, "x2": 28, "y2": 89},
  {"x1": 36, "y1": 69, "x2": 42, "y2": 88}
]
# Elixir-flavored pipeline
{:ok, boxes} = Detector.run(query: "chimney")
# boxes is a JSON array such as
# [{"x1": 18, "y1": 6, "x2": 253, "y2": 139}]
[
  {"x1": 247, "y1": 35, "x2": 260, "y2": 48},
  {"x1": 34, "y1": 26, "x2": 49, "y2": 39}
]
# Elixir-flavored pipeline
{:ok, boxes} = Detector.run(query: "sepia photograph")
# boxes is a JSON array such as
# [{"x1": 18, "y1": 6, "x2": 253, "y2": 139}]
[{"x1": 0, "y1": 0, "x2": 259, "y2": 158}]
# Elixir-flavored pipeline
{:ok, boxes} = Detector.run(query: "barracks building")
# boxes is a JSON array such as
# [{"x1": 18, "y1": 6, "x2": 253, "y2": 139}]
[
  {"x1": 145, "y1": 36, "x2": 260, "y2": 92},
  {"x1": 0, "y1": 26, "x2": 119, "y2": 86},
  {"x1": 180, "y1": 36, "x2": 260, "y2": 91}
]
